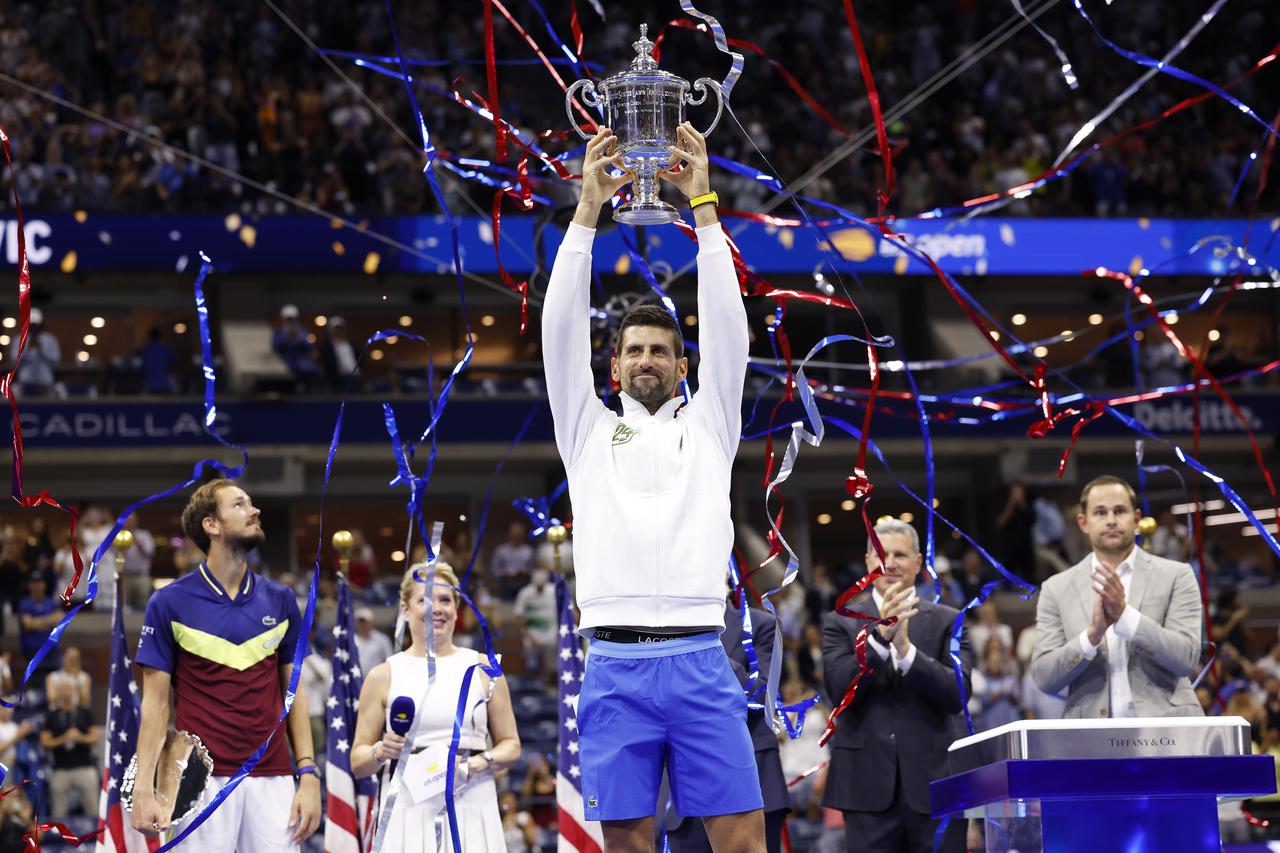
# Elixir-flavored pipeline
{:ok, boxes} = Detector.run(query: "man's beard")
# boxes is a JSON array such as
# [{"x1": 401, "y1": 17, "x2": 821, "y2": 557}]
[
  {"x1": 624, "y1": 370, "x2": 674, "y2": 406},
  {"x1": 228, "y1": 529, "x2": 267, "y2": 553}
]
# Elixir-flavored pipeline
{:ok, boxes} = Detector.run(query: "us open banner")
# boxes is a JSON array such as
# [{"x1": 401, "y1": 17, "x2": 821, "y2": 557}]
[{"x1": 0, "y1": 214, "x2": 1275, "y2": 276}]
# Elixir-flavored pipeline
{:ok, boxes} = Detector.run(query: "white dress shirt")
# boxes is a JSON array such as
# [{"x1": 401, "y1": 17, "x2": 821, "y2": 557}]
[
  {"x1": 1076, "y1": 548, "x2": 1143, "y2": 717},
  {"x1": 867, "y1": 588, "x2": 918, "y2": 674}
]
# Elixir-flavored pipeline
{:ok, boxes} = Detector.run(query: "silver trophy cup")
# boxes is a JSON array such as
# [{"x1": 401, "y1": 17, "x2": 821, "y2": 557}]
[
  {"x1": 565, "y1": 24, "x2": 724, "y2": 225},
  {"x1": 121, "y1": 730, "x2": 215, "y2": 830}
]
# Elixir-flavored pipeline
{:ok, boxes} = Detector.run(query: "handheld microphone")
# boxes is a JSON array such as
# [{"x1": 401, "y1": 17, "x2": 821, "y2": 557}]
[{"x1": 389, "y1": 696, "x2": 415, "y2": 737}]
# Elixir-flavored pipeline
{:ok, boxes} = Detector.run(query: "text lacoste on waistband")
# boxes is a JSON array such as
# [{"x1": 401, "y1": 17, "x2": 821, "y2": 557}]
[{"x1": 595, "y1": 630, "x2": 684, "y2": 643}]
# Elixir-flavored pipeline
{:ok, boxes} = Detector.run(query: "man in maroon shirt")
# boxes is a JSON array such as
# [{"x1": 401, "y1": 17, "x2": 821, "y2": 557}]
[{"x1": 132, "y1": 480, "x2": 320, "y2": 849}]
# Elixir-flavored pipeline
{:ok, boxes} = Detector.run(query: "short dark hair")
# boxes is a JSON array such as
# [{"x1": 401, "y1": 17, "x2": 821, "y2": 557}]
[
  {"x1": 616, "y1": 304, "x2": 684, "y2": 361},
  {"x1": 182, "y1": 478, "x2": 238, "y2": 554},
  {"x1": 1079, "y1": 475, "x2": 1137, "y2": 514}
]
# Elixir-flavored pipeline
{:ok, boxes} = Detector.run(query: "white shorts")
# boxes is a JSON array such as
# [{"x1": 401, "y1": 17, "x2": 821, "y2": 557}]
[{"x1": 173, "y1": 775, "x2": 300, "y2": 853}]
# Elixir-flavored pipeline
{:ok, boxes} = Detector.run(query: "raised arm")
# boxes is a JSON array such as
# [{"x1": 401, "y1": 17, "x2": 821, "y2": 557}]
[
  {"x1": 543, "y1": 129, "x2": 633, "y2": 468},
  {"x1": 660, "y1": 123, "x2": 749, "y2": 458}
]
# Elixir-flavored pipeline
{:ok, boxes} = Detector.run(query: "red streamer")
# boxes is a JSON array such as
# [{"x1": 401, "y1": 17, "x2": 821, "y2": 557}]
[
  {"x1": 481, "y1": 0, "x2": 507, "y2": 162},
  {"x1": 490, "y1": 153, "x2": 533, "y2": 333},
  {"x1": 569, "y1": 2, "x2": 584, "y2": 59},
  {"x1": 0, "y1": 124, "x2": 87, "y2": 608},
  {"x1": 841, "y1": 1, "x2": 894, "y2": 216},
  {"x1": 22, "y1": 822, "x2": 105, "y2": 852}
]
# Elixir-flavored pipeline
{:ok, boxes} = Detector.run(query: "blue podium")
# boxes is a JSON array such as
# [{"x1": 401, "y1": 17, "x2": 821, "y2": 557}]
[{"x1": 930, "y1": 718, "x2": 1277, "y2": 852}]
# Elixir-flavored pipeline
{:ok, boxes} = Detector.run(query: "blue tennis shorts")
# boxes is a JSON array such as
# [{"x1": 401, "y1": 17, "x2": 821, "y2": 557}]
[{"x1": 578, "y1": 632, "x2": 764, "y2": 822}]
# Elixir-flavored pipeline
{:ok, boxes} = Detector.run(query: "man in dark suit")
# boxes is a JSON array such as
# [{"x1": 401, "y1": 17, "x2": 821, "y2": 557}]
[
  {"x1": 665, "y1": 595, "x2": 790, "y2": 852},
  {"x1": 822, "y1": 520, "x2": 971, "y2": 853}
]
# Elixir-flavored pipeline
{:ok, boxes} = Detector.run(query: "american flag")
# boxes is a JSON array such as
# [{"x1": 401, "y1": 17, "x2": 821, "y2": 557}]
[
  {"x1": 324, "y1": 575, "x2": 376, "y2": 853},
  {"x1": 95, "y1": 574, "x2": 158, "y2": 853},
  {"x1": 555, "y1": 576, "x2": 602, "y2": 853}
]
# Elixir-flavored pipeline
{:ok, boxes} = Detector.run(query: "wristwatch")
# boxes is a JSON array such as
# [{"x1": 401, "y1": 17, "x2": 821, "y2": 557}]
[{"x1": 482, "y1": 749, "x2": 494, "y2": 767}]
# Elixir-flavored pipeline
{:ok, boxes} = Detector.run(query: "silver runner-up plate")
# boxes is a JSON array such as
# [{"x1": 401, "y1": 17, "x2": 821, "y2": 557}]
[{"x1": 121, "y1": 729, "x2": 215, "y2": 827}]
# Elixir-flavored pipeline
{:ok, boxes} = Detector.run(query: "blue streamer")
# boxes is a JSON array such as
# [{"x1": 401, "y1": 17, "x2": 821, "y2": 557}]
[
  {"x1": 438, "y1": 159, "x2": 554, "y2": 205},
  {"x1": 933, "y1": 817, "x2": 952, "y2": 853},
  {"x1": 512, "y1": 478, "x2": 571, "y2": 541},
  {"x1": 521, "y1": 0, "x2": 589, "y2": 79},
  {"x1": 1134, "y1": 440, "x2": 1217, "y2": 690},
  {"x1": 744, "y1": 407, "x2": 1037, "y2": 735},
  {"x1": 444, "y1": 663, "x2": 480, "y2": 853},
  {"x1": 377, "y1": 0, "x2": 484, "y2": 566},
  {"x1": 727, "y1": 556, "x2": 764, "y2": 702}
]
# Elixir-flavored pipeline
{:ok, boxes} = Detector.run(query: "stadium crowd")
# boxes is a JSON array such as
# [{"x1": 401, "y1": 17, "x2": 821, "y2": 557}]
[{"x1": 0, "y1": 1, "x2": 1276, "y2": 220}]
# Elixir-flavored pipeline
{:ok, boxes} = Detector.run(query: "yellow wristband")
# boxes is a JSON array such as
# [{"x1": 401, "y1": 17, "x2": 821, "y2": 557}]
[{"x1": 688, "y1": 191, "x2": 719, "y2": 209}]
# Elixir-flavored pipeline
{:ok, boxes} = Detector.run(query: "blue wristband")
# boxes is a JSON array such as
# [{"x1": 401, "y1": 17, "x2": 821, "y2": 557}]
[{"x1": 294, "y1": 764, "x2": 319, "y2": 781}]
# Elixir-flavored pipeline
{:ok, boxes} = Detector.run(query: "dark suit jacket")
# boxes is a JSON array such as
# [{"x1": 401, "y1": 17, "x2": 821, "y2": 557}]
[{"x1": 821, "y1": 592, "x2": 971, "y2": 815}]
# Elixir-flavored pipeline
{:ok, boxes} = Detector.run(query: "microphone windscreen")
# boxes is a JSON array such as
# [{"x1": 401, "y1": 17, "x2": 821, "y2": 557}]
[{"x1": 388, "y1": 696, "x2": 415, "y2": 737}]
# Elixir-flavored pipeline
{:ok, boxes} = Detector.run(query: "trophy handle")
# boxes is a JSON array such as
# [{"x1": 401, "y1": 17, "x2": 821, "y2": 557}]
[
  {"x1": 565, "y1": 80, "x2": 602, "y2": 141},
  {"x1": 686, "y1": 78, "x2": 724, "y2": 137}
]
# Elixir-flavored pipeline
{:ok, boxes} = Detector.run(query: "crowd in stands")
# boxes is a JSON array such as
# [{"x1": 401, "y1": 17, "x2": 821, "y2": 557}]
[{"x1": 0, "y1": 1, "x2": 1276, "y2": 220}]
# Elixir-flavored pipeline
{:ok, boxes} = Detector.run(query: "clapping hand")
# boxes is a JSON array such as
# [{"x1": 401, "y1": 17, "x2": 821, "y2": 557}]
[
  {"x1": 878, "y1": 581, "x2": 919, "y2": 652},
  {"x1": 1092, "y1": 564, "x2": 1126, "y2": 623}
]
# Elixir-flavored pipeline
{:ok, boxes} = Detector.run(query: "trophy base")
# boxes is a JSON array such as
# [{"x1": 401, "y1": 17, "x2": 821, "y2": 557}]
[{"x1": 614, "y1": 200, "x2": 679, "y2": 226}]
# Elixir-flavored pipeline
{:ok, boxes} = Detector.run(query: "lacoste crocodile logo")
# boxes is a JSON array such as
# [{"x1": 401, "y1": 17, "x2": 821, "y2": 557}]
[{"x1": 612, "y1": 423, "x2": 637, "y2": 446}]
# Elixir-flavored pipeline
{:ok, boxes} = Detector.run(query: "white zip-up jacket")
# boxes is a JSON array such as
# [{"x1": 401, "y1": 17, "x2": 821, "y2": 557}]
[{"x1": 543, "y1": 222, "x2": 749, "y2": 634}]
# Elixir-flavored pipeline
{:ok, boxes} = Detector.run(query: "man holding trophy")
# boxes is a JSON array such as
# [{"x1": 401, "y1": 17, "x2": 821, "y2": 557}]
[{"x1": 542, "y1": 117, "x2": 764, "y2": 852}]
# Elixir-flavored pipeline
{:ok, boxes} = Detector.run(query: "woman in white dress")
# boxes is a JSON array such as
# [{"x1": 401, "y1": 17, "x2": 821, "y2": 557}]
[{"x1": 351, "y1": 563, "x2": 520, "y2": 852}]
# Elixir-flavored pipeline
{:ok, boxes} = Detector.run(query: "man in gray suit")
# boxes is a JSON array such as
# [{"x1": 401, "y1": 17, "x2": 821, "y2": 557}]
[{"x1": 1031, "y1": 475, "x2": 1203, "y2": 718}]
